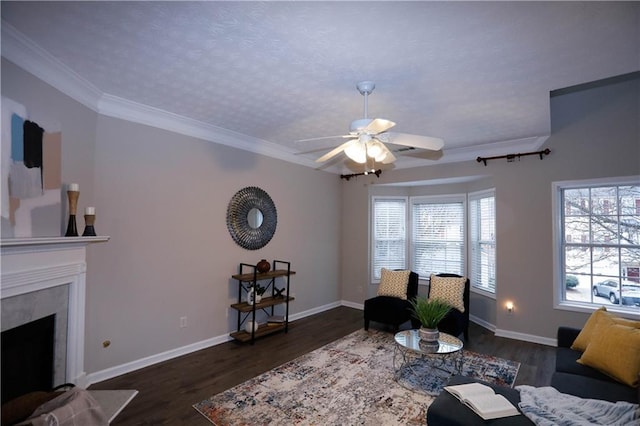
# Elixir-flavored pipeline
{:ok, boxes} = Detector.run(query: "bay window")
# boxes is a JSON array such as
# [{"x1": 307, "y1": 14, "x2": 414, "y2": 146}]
[
  {"x1": 469, "y1": 190, "x2": 496, "y2": 294},
  {"x1": 411, "y1": 195, "x2": 465, "y2": 278},
  {"x1": 371, "y1": 197, "x2": 407, "y2": 280}
]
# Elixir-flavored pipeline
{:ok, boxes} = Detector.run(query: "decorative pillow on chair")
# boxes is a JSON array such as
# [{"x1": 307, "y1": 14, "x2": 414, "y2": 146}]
[
  {"x1": 429, "y1": 274, "x2": 466, "y2": 312},
  {"x1": 377, "y1": 268, "x2": 411, "y2": 300}
]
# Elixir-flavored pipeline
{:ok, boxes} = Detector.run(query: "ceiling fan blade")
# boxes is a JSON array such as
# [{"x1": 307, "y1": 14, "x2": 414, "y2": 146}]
[
  {"x1": 365, "y1": 118, "x2": 396, "y2": 135},
  {"x1": 296, "y1": 146, "x2": 338, "y2": 155},
  {"x1": 393, "y1": 146, "x2": 445, "y2": 161},
  {"x1": 381, "y1": 132, "x2": 444, "y2": 151},
  {"x1": 314, "y1": 151, "x2": 346, "y2": 170},
  {"x1": 316, "y1": 140, "x2": 356, "y2": 162},
  {"x1": 380, "y1": 144, "x2": 396, "y2": 164},
  {"x1": 296, "y1": 134, "x2": 353, "y2": 143}
]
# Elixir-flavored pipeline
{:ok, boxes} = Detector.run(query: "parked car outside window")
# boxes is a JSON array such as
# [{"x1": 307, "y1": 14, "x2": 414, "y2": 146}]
[{"x1": 593, "y1": 280, "x2": 640, "y2": 306}]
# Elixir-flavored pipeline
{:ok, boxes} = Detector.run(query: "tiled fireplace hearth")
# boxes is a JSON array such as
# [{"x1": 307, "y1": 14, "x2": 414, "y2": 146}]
[{"x1": 1, "y1": 236, "x2": 108, "y2": 388}]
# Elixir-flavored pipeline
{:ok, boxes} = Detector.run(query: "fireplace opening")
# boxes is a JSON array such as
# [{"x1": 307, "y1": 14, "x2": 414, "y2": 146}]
[{"x1": 1, "y1": 314, "x2": 55, "y2": 404}]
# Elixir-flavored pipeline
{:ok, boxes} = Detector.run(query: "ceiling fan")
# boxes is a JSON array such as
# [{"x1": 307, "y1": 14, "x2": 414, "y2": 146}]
[{"x1": 311, "y1": 81, "x2": 444, "y2": 166}]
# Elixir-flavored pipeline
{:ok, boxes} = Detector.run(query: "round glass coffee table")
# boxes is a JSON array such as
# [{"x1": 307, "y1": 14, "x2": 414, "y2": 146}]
[{"x1": 393, "y1": 329, "x2": 464, "y2": 395}]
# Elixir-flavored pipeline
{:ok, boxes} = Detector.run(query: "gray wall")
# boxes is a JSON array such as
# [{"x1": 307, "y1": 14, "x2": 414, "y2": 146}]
[
  {"x1": 3, "y1": 56, "x2": 638, "y2": 376},
  {"x1": 340, "y1": 75, "x2": 640, "y2": 341},
  {"x1": 2, "y1": 59, "x2": 342, "y2": 374}
]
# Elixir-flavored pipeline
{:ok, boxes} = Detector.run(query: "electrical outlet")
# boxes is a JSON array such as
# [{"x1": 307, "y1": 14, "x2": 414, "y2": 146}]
[{"x1": 180, "y1": 316, "x2": 187, "y2": 328}]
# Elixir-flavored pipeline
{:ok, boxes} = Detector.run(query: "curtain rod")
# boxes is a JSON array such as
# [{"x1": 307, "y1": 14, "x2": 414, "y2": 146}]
[
  {"x1": 340, "y1": 169, "x2": 382, "y2": 181},
  {"x1": 477, "y1": 148, "x2": 550, "y2": 166}
]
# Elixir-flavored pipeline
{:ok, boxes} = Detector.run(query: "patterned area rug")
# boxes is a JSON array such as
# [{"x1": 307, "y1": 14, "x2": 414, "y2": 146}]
[
  {"x1": 397, "y1": 347, "x2": 520, "y2": 397},
  {"x1": 193, "y1": 329, "x2": 520, "y2": 425}
]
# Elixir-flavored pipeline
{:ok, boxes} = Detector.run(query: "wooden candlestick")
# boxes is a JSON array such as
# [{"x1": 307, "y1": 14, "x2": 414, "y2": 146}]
[
  {"x1": 82, "y1": 214, "x2": 97, "y2": 236},
  {"x1": 65, "y1": 190, "x2": 79, "y2": 237},
  {"x1": 67, "y1": 190, "x2": 79, "y2": 215}
]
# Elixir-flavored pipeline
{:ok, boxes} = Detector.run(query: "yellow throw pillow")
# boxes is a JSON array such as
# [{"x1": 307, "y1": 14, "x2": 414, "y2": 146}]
[
  {"x1": 377, "y1": 268, "x2": 411, "y2": 300},
  {"x1": 428, "y1": 274, "x2": 466, "y2": 312},
  {"x1": 578, "y1": 322, "x2": 640, "y2": 387},
  {"x1": 571, "y1": 307, "x2": 607, "y2": 351},
  {"x1": 571, "y1": 307, "x2": 640, "y2": 352}
]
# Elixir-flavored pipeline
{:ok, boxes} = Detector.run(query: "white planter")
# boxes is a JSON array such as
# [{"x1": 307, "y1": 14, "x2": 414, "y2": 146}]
[{"x1": 245, "y1": 321, "x2": 259, "y2": 334}]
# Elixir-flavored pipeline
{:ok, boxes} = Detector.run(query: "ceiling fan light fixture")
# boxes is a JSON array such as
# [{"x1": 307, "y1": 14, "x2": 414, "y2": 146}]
[
  {"x1": 310, "y1": 81, "x2": 442, "y2": 166},
  {"x1": 366, "y1": 140, "x2": 385, "y2": 160},
  {"x1": 374, "y1": 151, "x2": 387, "y2": 162},
  {"x1": 344, "y1": 142, "x2": 367, "y2": 163}
]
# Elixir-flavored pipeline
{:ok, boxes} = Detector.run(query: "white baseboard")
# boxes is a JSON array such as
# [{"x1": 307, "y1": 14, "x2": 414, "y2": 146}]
[
  {"x1": 289, "y1": 301, "x2": 342, "y2": 321},
  {"x1": 468, "y1": 315, "x2": 557, "y2": 346},
  {"x1": 494, "y1": 328, "x2": 557, "y2": 347},
  {"x1": 85, "y1": 333, "x2": 231, "y2": 386},
  {"x1": 469, "y1": 314, "x2": 495, "y2": 332},
  {"x1": 87, "y1": 301, "x2": 344, "y2": 386},
  {"x1": 341, "y1": 300, "x2": 363, "y2": 310},
  {"x1": 87, "y1": 301, "x2": 556, "y2": 386}
]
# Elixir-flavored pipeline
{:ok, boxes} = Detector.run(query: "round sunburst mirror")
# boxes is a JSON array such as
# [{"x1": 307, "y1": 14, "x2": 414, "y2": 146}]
[{"x1": 226, "y1": 187, "x2": 277, "y2": 250}]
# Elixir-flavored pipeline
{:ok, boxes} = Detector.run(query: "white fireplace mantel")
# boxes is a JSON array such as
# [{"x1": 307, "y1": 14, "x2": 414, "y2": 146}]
[
  {"x1": 1, "y1": 236, "x2": 110, "y2": 248},
  {"x1": 1, "y1": 236, "x2": 109, "y2": 387}
]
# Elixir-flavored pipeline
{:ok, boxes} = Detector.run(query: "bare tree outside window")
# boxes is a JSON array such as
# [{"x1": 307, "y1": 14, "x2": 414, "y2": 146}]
[{"x1": 562, "y1": 184, "x2": 640, "y2": 309}]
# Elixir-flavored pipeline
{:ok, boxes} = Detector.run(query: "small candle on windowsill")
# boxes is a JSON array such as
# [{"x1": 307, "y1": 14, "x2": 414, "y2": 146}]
[
  {"x1": 68, "y1": 183, "x2": 79, "y2": 192},
  {"x1": 85, "y1": 207, "x2": 95, "y2": 215}
]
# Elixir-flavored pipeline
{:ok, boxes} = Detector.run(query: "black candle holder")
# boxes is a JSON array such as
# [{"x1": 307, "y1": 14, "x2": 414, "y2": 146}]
[
  {"x1": 65, "y1": 214, "x2": 78, "y2": 237},
  {"x1": 65, "y1": 189, "x2": 79, "y2": 237}
]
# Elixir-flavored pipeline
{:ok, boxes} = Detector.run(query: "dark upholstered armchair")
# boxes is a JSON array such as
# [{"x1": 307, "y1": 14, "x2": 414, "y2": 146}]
[
  {"x1": 364, "y1": 271, "x2": 419, "y2": 332},
  {"x1": 428, "y1": 273, "x2": 470, "y2": 341}
]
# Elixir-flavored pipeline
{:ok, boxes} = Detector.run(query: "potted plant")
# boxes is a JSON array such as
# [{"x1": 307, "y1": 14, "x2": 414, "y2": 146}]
[{"x1": 409, "y1": 297, "x2": 452, "y2": 342}]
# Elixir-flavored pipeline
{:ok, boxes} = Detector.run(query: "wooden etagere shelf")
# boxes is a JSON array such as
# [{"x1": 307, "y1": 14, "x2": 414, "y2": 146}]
[
  {"x1": 230, "y1": 295, "x2": 295, "y2": 312},
  {"x1": 229, "y1": 322, "x2": 290, "y2": 342},
  {"x1": 230, "y1": 260, "x2": 295, "y2": 344}
]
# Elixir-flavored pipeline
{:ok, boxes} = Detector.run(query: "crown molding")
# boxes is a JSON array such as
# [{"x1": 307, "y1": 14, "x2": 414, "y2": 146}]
[
  {"x1": 394, "y1": 135, "x2": 549, "y2": 170},
  {"x1": 1, "y1": 21, "x2": 103, "y2": 111},
  {"x1": 1, "y1": 21, "x2": 318, "y2": 169},
  {"x1": 1, "y1": 21, "x2": 547, "y2": 175},
  {"x1": 96, "y1": 94, "x2": 316, "y2": 168}
]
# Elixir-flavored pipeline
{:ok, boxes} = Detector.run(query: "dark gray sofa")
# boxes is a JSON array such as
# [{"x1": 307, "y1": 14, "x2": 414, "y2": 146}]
[
  {"x1": 552, "y1": 326, "x2": 638, "y2": 403},
  {"x1": 426, "y1": 375, "x2": 533, "y2": 425},
  {"x1": 427, "y1": 326, "x2": 638, "y2": 425}
]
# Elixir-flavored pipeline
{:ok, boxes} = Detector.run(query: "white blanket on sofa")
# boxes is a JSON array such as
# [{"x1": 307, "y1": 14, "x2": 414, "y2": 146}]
[{"x1": 516, "y1": 385, "x2": 640, "y2": 426}]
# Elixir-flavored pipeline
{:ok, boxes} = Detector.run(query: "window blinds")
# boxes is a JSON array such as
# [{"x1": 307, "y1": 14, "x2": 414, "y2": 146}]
[
  {"x1": 470, "y1": 192, "x2": 496, "y2": 293},
  {"x1": 372, "y1": 198, "x2": 407, "y2": 280},
  {"x1": 412, "y1": 199, "x2": 465, "y2": 277}
]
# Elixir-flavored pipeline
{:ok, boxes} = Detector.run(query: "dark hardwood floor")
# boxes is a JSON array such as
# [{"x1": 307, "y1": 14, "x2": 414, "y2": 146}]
[{"x1": 88, "y1": 306, "x2": 556, "y2": 425}]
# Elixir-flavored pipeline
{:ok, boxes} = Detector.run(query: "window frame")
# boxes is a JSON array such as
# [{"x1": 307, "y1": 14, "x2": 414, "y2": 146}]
[
  {"x1": 469, "y1": 189, "x2": 497, "y2": 298},
  {"x1": 552, "y1": 175, "x2": 640, "y2": 315},
  {"x1": 370, "y1": 196, "x2": 408, "y2": 282}
]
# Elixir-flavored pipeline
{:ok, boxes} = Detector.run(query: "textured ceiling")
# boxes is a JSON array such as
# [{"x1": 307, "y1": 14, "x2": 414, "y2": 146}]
[{"x1": 1, "y1": 1, "x2": 638, "y2": 173}]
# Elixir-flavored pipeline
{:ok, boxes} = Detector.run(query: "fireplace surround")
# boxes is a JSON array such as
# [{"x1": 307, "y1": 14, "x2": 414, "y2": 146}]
[{"x1": 1, "y1": 236, "x2": 108, "y2": 389}]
